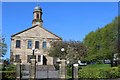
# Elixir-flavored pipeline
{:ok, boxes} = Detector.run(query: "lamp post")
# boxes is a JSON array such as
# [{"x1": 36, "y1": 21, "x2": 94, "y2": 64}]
[
  {"x1": 30, "y1": 48, "x2": 36, "y2": 80},
  {"x1": 61, "y1": 48, "x2": 65, "y2": 59},
  {"x1": 32, "y1": 48, "x2": 35, "y2": 59},
  {"x1": 57, "y1": 48, "x2": 66, "y2": 79}
]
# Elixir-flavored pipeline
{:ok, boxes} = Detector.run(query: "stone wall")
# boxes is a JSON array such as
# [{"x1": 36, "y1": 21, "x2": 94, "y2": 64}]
[{"x1": 11, "y1": 25, "x2": 61, "y2": 65}]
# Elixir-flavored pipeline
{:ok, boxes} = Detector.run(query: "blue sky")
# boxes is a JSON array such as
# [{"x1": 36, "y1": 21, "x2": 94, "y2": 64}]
[{"x1": 2, "y1": 2, "x2": 118, "y2": 59}]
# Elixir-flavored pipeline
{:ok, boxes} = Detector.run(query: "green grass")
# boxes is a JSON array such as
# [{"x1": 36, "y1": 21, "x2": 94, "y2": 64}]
[{"x1": 82, "y1": 64, "x2": 111, "y2": 69}]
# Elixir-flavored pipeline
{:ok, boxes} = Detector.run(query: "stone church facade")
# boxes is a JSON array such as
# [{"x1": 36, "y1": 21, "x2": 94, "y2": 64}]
[{"x1": 10, "y1": 6, "x2": 62, "y2": 65}]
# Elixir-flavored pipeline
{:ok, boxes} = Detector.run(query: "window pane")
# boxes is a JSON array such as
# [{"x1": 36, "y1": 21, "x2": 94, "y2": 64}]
[
  {"x1": 35, "y1": 41, "x2": 39, "y2": 49},
  {"x1": 15, "y1": 55, "x2": 20, "y2": 62},
  {"x1": 42, "y1": 41, "x2": 46, "y2": 49},
  {"x1": 28, "y1": 40, "x2": 32, "y2": 49},
  {"x1": 16, "y1": 40, "x2": 21, "y2": 48},
  {"x1": 38, "y1": 55, "x2": 41, "y2": 62}
]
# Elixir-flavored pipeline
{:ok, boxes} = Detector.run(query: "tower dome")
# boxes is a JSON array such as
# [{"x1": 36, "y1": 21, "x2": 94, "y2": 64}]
[
  {"x1": 34, "y1": 6, "x2": 42, "y2": 11},
  {"x1": 32, "y1": 5, "x2": 43, "y2": 26}
]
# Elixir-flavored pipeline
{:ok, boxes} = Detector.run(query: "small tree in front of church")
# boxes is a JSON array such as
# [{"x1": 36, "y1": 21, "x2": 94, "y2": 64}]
[{"x1": 48, "y1": 40, "x2": 87, "y2": 64}]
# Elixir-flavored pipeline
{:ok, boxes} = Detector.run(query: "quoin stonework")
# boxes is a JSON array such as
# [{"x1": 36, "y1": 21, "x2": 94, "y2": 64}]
[{"x1": 10, "y1": 5, "x2": 62, "y2": 66}]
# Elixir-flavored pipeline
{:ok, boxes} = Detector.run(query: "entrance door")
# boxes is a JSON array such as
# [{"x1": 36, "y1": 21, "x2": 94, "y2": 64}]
[{"x1": 43, "y1": 56, "x2": 47, "y2": 65}]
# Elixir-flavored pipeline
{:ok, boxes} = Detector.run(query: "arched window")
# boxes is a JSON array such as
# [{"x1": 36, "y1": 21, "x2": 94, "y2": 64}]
[
  {"x1": 36, "y1": 13, "x2": 39, "y2": 19},
  {"x1": 42, "y1": 41, "x2": 46, "y2": 49}
]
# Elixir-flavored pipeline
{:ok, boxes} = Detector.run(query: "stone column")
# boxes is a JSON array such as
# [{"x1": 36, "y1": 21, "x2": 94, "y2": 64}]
[
  {"x1": 72, "y1": 64, "x2": 78, "y2": 80},
  {"x1": 59, "y1": 59, "x2": 66, "y2": 79},
  {"x1": 41, "y1": 55, "x2": 43, "y2": 65},
  {"x1": 16, "y1": 62, "x2": 21, "y2": 80},
  {"x1": 29, "y1": 59, "x2": 36, "y2": 80}
]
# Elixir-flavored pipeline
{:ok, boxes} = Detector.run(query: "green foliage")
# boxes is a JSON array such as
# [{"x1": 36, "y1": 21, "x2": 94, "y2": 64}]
[
  {"x1": 78, "y1": 64, "x2": 120, "y2": 78},
  {"x1": 1, "y1": 71, "x2": 15, "y2": 79},
  {"x1": 5, "y1": 64, "x2": 15, "y2": 71},
  {"x1": 48, "y1": 41, "x2": 68, "y2": 59},
  {"x1": 67, "y1": 65, "x2": 72, "y2": 78},
  {"x1": 106, "y1": 67, "x2": 119, "y2": 78},
  {"x1": 84, "y1": 64, "x2": 111, "y2": 68},
  {"x1": 83, "y1": 17, "x2": 118, "y2": 61},
  {"x1": 0, "y1": 58, "x2": 15, "y2": 79},
  {"x1": 0, "y1": 37, "x2": 7, "y2": 57},
  {"x1": 118, "y1": 65, "x2": 120, "y2": 76},
  {"x1": 2, "y1": 58, "x2": 11, "y2": 71},
  {"x1": 48, "y1": 41, "x2": 87, "y2": 64},
  {"x1": 79, "y1": 68, "x2": 100, "y2": 78}
]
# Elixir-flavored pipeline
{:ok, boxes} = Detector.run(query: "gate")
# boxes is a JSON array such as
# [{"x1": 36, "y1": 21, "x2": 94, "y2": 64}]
[
  {"x1": 36, "y1": 65, "x2": 59, "y2": 79},
  {"x1": 20, "y1": 64, "x2": 59, "y2": 79},
  {"x1": 16, "y1": 59, "x2": 67, "y2": 79}
]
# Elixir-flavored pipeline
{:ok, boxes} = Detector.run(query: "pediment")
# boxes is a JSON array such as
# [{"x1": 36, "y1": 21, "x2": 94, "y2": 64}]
[{"x1": 11, "y1": 25, "x2": 62, "y2": 40}]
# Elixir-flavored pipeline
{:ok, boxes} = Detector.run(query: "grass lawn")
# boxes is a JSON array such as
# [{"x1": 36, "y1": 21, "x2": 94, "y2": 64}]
[{"x1": 82, "y1": 63, "x2": 111, "y2": 69}]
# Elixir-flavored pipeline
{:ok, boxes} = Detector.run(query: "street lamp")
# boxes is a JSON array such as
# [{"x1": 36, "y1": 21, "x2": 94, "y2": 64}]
[
  {"x1": 61, "y1": 48, "x2": 65, "y2": 52},
  {"x1": 32, "y1": 48, "x2": 35, "y2": 59},
  {"x1": 61, "y1": 48, "x2": 65, "y2": 59}
]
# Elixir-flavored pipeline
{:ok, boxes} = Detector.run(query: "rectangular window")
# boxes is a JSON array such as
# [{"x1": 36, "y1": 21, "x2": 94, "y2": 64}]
[
  {"x1": 42, "y1": 41, "x2": 46, "y2": 49},
  {"x1": 16, "y1": 40, "x2": 21, "y2": 48},
  {"x1": 15, "y1": 55, "x2": 20, "y2": 62},
  {"x1": 28, "y1": 40, "x2": 32, "y2": 49},
  {"x1": 38, "y1": 55, "x2": 41, "y2": 62},
  {"x1": 35, "y1": 41, "x2": 39, "y2": 49}
]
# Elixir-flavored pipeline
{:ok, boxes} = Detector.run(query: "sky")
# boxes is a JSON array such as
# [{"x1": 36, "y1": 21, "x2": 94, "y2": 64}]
[{"x1": 2, "y1": 2, "x2": 118, "y2": 59}]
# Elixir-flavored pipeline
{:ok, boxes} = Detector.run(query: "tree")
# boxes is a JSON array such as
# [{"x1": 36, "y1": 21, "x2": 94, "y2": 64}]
[
  {"x1": 83, "y1": 17, "x2": 118, "y2": 62},
  {"x1": 0, "y1": 36, "x2": 7, "y2": 57},
  {"x1": 48, "y1": 40, "x2": 87, "y2": 64}
]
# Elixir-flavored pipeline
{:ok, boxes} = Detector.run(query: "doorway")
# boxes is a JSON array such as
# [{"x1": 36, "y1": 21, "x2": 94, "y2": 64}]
[{"x1": 43, "y1": 56, "x2": 47, "y2": 65}]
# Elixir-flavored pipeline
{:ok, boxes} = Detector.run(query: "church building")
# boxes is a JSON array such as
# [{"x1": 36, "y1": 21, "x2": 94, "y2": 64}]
[{"x1": 10, "y1": 5, "x2": 62, "y2": 65}]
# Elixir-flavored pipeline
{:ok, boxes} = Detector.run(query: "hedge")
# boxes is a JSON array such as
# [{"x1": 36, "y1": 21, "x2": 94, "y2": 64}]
[
  {"x1": 78, "y1": 67, "x2": 120, "y2": 78},
  {"x1": 1, "y1": 71, "x2": 16, "y2": 79},
  {"x1": 66, "y1": 64, "x2": 120, "y2": 79}
]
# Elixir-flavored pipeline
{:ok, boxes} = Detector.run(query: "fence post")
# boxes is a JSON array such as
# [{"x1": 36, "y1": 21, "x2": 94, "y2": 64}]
[
  {"x1": 72, "y1": 64, "x2": 78, "y2": 80},
  {"x1": 59, "y1": 59, "x2": 66, "y2": 79},
  {"x1": 16, "y1": 60, "x2": 21, "y2": 80},
  {"x1": 29, "y1": 59, "x2": 36, "y2": 80}
]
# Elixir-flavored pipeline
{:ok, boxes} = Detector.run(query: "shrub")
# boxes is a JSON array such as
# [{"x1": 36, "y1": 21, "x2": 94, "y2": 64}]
[
  {"x1": 99, "y1": 68, "x2": 108, "y2": 78},
  {"x1": 67, "y1": 65, "x2": 72, "y2": 78},
  {"x1": 6, "y1": 64, "x2": 15, "y2": 71},
  {"x1": 78, "y1": 66, "x2": 120, "y2": 78},
  {"x1": 106, "y1": 67, "x2": 119, "y2": 78},
  {"x1": 78, "y1": 68, "x2": 100, "y2": 78},
  {"x1": 118, "y1": 65, "x2": 120, "y2": 76},
  {"x1": 1, "y1": 71, "x2": 15, "y2": 79}
]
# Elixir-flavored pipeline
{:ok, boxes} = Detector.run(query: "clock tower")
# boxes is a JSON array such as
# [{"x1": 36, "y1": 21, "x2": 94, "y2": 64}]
[{"x1": 32, "y1": 5, "x2": 43, "y2": 26}]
